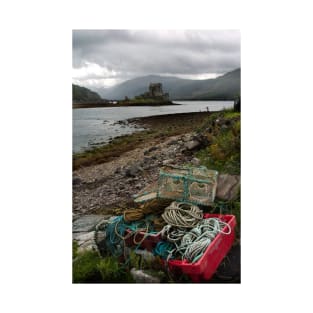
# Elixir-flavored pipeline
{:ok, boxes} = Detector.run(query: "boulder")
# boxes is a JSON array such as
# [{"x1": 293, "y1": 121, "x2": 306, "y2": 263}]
[
  {"x1": 125, "y1": 164, "x2": 143, "y2": 177},
  {"x1": 73, "y1": 231, "x2": 95, "y2": 242},
  {"x1": 72, "y1": 215, "x2": 105, "y2": 233},
  {"x1": 216, "y1": 174, "x2": 240, "y2": 201},
  {"x1": 130, "y1": 268, "x2": 161, "y2": 283},
  {"x1": 185, "y1": 140, "x2": 201, "y2": 150},
  {"x1": 191, "y1": 157, "x2": 201, "y2": 166}
]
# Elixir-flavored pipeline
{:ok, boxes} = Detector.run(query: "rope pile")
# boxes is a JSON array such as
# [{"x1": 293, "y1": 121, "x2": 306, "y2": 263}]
[
  {"x1": 122, "y1": 198, "x2": 171, "y2": 223},
  {"x1": 154, "y1": 217, "x2": 231, "y2": 263},
  {"x1": 101, "y1": 201, "x2": 231, "y2": 264},
  {"x1": 161, "y1": 201, "x2": 203, "y2": 228}
]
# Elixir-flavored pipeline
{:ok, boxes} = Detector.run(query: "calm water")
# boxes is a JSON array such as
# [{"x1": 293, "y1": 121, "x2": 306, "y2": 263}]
[{"x1": 73, "y1": 100, "x2": 234, "y2": 153}]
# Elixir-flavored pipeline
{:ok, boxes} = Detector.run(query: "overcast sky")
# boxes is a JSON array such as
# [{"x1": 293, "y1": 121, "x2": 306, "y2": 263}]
[{"x1": 72, "y1": 30, "x2": 240, "y2": 89}]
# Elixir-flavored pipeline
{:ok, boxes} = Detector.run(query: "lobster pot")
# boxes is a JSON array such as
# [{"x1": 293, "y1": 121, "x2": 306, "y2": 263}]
[{"x1": 157, "y1": 166, "x2": 218, "y2": 206}]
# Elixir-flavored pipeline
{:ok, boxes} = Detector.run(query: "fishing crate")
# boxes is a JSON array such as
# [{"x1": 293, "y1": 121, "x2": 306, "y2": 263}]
[
  {"x1": 157, "y1": 165, "x2": 218, "y2": 206},
  {"x1": 167, "y1": 213, "x2": 236, "y2": 282}
]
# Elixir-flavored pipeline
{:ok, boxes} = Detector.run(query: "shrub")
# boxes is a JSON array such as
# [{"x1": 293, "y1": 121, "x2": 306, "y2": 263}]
[{"x1": 72, "y1": 251, "x2": 102, "y2": 283}]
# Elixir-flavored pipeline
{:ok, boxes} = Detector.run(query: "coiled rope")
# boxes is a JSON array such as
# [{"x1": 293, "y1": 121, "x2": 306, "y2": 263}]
[
  {"x1": 155, "y1": 217, "x2": 231, "y2": 263},
  {"x1": 161, "y1": 201, "x2": 203, "y2": 228},
  {"x1": 123, "y1": 209, "x2": 145, "y2": 222},
  {"x1": 123, "y1": 198, "x2": 171, "y2": 223},
  {"x1": 104, "y1": 215, "x2": 163, "y2": 255}
]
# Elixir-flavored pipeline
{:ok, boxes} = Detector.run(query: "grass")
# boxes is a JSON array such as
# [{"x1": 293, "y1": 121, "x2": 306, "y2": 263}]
[
  {"x1": 195, "y1": 109, "x2": 241, "y2": 238},
  {"x1": 196, "y1": 110, "x2": 240, "y2": 175},
  {"x1": 72, "y1": 247, "x2": 135, "y2": 283},
  {"x1": 72, "y1": 243, "x2": 171, "y2": 283}
]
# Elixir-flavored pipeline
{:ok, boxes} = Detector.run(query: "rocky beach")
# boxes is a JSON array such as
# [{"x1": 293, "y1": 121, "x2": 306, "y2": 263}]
[
  {"x1": 72, "y1": 110, "x2": 241, "y2": 283},
  {"x1": 73, "y1": 112, "x2": 212, "y2": 217}
]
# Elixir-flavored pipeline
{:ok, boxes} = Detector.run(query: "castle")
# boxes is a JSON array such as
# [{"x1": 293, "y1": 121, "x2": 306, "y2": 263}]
[{"x1": 136, "y1": 83, "x2": 169, "y2": 101}]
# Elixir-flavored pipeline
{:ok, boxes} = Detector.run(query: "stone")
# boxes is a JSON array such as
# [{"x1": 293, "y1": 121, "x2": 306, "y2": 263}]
[
  {"x1": 168, "y1": 139, "x2": 178, "y2": 145},
  {"x1": 130, "y1": 268, "x2": 161, "y2": 283},
  {"x1": 73, "y1": 231, "x2": 95, "y2": 242},
  {"x1": 148, "y1": 146, "x2": 158, "y2": 153},
  {"x1": 143, "y1": 157, "x2": 151, "y2": 164},
  {"x1": 185, "y1": 140, "x2": 201, "y2": 150},
  {"x1": 125, "y1": 164, "x2": 143, "y2": 177},
  {"x1": 162, "y1": 159, "x2": 172, "y2": 166},
  {"x1": 77, "y1": 243, "x2": 96, "y2": 253},
  {"x1": 73, "y1": 176, "x2": 82, "y2": 185},
  {"x1": 191, "y1": 157, "x2": 201, "y2": 166},
  {"x1": 216, "y1": 174, "x2": 240, "y2": 201},
  {"x1": 72, "y1": 215, "x2": 105, "y2": 233}
]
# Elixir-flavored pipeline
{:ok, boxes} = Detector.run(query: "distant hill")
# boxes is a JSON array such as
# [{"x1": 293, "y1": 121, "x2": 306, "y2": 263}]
[
  {"x1": 97, "y1": 68, "x2": 240, "y2": 100},
  {"x1": 72, "y1": 84, "x2": 103, "y2": 103}
]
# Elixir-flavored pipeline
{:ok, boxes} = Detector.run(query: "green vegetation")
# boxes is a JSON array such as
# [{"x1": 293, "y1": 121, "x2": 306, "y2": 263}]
[
  {"x1": 211, "y1": 192, "x2": 241, "y2": 238},
  {"x1": 72, "y1": 240, "x2": 79, "y2": 259},
  {"x1": 72, "y1": 84, "x2": 102, "y2": 103},
  {"x1": 196, "y1": 110, "x2": 240, "y2": 175},
  {"x1": 72, "y1": 243, "x2": 171, "y2": 283},
  {"x1": 73, "y1": 130, "x2": 156, "y2": 169},
  {"x1": 72, "y1": 247, "x2": 135, "y2": 283},
  {"x1": 194, "y1": 109, "x2": 241, "y2": 239},
  {"x1": 72, "y1": 250, "x2": 103, "y2": 283}
]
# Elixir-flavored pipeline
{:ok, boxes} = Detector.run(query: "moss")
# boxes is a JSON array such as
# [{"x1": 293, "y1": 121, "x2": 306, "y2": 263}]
[
  {"x1": 97, "y1": 257, "x2": 134, "y2": 283},
  {"x1": 72, "y1": 251, "x2": 102, "y2": 283},
  {"x1": 224, "y1": 111, "x2": 240, "y2": 119},
  {"x1": 72, "y1": 241, "x2": 79, "y2": 259},
  {"x1": 72, "y1": 250, "x2": 135, "y2": 283}
]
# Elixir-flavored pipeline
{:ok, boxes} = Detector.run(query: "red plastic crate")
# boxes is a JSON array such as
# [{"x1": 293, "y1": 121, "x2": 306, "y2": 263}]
[{"x1": 167, "y1": 213, "x2": 236, "y2": 282}]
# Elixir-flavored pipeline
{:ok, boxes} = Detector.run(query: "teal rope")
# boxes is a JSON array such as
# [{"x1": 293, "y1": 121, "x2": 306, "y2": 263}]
[
  {"x1": 104, "y1": 215, "x2": 157, "y2": 256},
  {"x1": 153, "y1": 241, "x2": 175, "y2": 260}
]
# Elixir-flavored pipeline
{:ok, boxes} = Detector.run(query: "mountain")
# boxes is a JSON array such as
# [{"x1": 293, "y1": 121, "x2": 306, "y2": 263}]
[
  {"x1": 97, "y1": 68, "x2": 240, "y2": 100},
  {"x1": 72, "y1": 84, "x2": 103, "y2": 103}
]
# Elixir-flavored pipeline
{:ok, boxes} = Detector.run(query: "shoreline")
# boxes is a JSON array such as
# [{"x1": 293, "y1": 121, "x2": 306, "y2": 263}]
[
  {"x1": 73, "y1": 111, "x2": 211, "y2": 169},
  {"x1": 73, "y1": 100, "x2": 177, "y2": 109},
  {"x1": 72, "y1": 99, "x2": 233, "y2": 109}
]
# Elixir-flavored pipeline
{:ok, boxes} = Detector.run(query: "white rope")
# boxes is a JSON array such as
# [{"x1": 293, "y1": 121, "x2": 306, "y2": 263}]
[
  {"x1": 161, "y1": 201, "x2": 203, "y2": 228},
  {"x1": 161, "y1": 217, "x2": 232, "y2": 263}
]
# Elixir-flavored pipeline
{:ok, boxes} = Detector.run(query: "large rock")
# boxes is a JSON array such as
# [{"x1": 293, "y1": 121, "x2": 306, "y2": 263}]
[
  {"x1": 216, "y1": 174, "x2": 240, "y2": 201},
  {"x1": 130, "y1": 268, "x2": 161, "y2": 283},
  {"x1": 185, "y1": 140, "x2": 201, "y2": 150},
  {"x1": 73, "y1": 231, "x2": 95, "y2": 242},
  {"x1": 124, "y1": 164, "x2": 143, "y2": 177},
  {"x1": 72, "y1": 215, "x2": 105, "y2": 233},
  {"x1": 191, "y1": 157, "x2": 201, "y2": 165}
]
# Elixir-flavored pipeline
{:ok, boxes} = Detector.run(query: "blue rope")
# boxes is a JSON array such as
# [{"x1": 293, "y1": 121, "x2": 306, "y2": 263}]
[
  {"x1": 153, "y1": 241, "x2": 175, "y2": 260},
  {"x1": 104, "y1": 215, "x2": 157, "y2": 256}
]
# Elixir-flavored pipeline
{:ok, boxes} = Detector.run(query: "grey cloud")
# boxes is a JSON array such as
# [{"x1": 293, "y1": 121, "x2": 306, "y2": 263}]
[{"x1": 73, "y1": 30, "x2": 240, "y2": 87}]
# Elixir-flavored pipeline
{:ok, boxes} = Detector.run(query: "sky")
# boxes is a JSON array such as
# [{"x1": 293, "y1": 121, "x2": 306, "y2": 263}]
[{"x1": 72, "y1": 30, "x2": 240, "y2": 90}]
